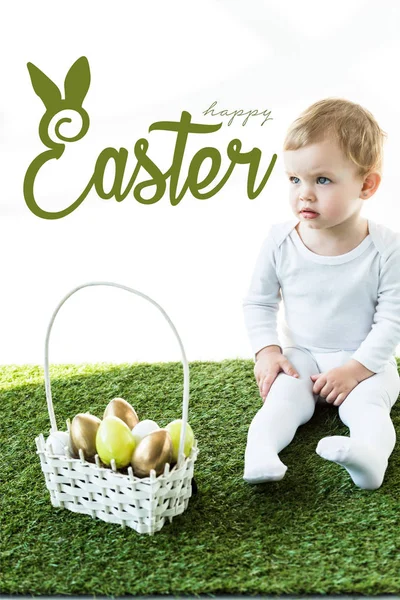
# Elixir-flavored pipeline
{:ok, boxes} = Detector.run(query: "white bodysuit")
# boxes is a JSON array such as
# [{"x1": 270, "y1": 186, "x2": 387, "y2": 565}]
[
  {"x1": 243, "y1": 218, "x2": 400, "y2": 373},
  {"x1": 242, "y1": 218, "x2": 400, "y2": 490}
]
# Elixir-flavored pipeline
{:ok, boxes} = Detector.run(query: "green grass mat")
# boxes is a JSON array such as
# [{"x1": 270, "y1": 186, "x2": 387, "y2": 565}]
[{"x1": 1, "y1": 360, "x2": 400, "y2": 596}]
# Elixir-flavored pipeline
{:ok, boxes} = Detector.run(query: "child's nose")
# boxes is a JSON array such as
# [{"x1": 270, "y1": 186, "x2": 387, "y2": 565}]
[{"x1": 299, "y1": 191, "x2": 316, "y2": 201}]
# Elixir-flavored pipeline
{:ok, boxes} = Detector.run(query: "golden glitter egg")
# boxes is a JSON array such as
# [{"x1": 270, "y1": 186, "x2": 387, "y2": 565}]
[
  {"x1": 70, "y1": 413, "x2": 101, "y2": 459},
  {"x1": 131, "y1": 429, "x2": 173, "y2": 477},
  {"x1": 103, "y1": 397, "x2": 139, "y2": 429}
]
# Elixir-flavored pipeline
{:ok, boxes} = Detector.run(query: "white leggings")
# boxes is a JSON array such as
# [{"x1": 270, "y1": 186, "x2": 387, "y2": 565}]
[{"x1": 247, "y1": 346, "x2": 400, "y2": 462}]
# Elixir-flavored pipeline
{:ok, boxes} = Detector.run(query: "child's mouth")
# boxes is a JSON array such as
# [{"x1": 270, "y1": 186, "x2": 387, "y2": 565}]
[{"x1": 301, "y1": 210, "x2": 319, "y2": 219}]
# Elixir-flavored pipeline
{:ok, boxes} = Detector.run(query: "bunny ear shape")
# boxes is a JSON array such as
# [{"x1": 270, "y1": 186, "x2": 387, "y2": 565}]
[
  {"x1": 27, "y1": 62, "x2": 62, "y2": 110},
  {"x1": 64, "y1": 56, "x2": 91, "y2": 107}
]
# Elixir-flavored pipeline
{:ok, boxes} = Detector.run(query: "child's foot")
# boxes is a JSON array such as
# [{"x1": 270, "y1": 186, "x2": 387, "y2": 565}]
[
  {"x1": 243, "y1": 447, "x2": 287, "y2": 484},
  {"x1": 316, "y1": 435, "x2": 388, "y2": 490}
]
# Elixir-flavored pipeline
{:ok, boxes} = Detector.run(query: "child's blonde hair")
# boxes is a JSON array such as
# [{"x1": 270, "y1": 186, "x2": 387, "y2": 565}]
[{"x1": 283, "y1": 98, "x2": 387, "y2": 179}]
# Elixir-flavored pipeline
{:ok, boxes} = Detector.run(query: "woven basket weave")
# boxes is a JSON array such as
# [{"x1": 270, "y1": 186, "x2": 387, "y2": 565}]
[{"x1": 35, "y1": 281, "x2": 199, "y2": 535}]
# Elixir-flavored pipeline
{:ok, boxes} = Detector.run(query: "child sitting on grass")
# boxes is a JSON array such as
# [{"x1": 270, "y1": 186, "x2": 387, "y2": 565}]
[{"x1": 242, "y1": 97, "x2": 400, "y2": 490}]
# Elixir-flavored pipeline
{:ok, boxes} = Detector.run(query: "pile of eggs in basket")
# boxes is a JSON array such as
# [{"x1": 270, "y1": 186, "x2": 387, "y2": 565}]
[{"x1": 45, "y1": 398, "x2": 195, "y2": 477}]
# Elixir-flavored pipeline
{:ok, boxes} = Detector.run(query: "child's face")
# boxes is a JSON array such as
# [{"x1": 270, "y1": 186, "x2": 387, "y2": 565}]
[{"x1": 283, "y1": 137, "x2": 366, "y2": 229}]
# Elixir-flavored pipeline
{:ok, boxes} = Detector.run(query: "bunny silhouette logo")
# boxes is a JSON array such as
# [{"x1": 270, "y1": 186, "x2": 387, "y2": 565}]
[{"x1": 27, "y1": 56, "x2": 90, "y2": 149}]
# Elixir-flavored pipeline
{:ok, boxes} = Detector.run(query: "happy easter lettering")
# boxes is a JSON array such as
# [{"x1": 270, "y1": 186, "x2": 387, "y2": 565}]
[{"x1": 23, "y1": 57, "x2": 277, "y2": 220}]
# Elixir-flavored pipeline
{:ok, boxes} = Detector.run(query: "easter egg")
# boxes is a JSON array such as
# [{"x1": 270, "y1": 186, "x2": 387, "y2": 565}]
[
  {"x1": 131, "y1": 429, "x2": 173, "y2": 477},
  {"x1": 45, "y1": 430, "x2": 72, "y2": 455},
  {"x1": 70, "y1": 413, "x2": 101, "y2": 459},
  {"x1": 96, "y1": 416, "x2": 136, "y2": 468},
  {"x1": 103, "y1": 397, "x2": 139, "y2": 429},
  {"x1": 131, "y1": 419, "x2": 160, "y2": 445},
  {"x1": 165, "y1": 419, "x2": 194, "y2": 463}
]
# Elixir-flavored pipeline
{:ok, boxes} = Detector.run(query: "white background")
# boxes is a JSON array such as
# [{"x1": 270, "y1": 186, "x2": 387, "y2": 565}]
[{"x1": 1, "y1": 0, "x2": 400, "y2": 366}]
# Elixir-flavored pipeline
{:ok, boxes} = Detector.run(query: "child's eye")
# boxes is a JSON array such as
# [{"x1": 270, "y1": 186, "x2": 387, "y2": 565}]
[{"x1": 288, "y1": 176, "x2": 331, "y2": 184}]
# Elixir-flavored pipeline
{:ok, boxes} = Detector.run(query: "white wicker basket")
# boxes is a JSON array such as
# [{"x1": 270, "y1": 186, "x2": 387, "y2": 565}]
[{"x1": 35, "y1": 281, "x2": 199, "y2": 535}]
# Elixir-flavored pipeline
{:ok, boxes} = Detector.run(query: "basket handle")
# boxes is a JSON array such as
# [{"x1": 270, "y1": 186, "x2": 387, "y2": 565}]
[{"x1": 44, "y1": 281, "x2": 190, "y2": 469}]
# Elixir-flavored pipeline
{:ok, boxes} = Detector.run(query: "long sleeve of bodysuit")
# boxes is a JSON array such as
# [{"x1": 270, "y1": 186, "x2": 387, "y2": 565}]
[
  {"x1": 242, "y1": 229, "x2": 282, "y2": 359},
  {"x1": 351, "y1": 240, "x2": 400, "y2": 373}
]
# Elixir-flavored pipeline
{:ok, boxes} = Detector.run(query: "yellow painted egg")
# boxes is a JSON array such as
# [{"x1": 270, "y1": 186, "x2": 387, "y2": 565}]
[
  {"x1": 165, "y1": 419, "x2": 194, "y2": 462},
  {"x1": 96, "y1": 416, "x2": 136, "y2": 469}
]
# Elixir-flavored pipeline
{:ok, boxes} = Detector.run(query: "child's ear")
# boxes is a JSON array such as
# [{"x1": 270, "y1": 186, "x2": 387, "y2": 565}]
[
  {"x1": 64, "y1": 56, "x2": 90, "y2": 107},
  {"x1": 27, "y1": 62, "x2": 62, "y2": 110}
]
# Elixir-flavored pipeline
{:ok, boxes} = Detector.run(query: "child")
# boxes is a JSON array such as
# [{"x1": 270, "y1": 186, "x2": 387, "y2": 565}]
[{"x1": 242, "y1": 98, "x2": 400, "y2": 490}]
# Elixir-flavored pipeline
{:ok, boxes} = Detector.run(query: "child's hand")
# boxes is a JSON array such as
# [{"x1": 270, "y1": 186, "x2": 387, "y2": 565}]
[
  {"x1": 310, "y1": 365, "x2": 360, "y2": 406},
  {"x1": 255, "y1": 347, "x2": 300, "y2": 403}
]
